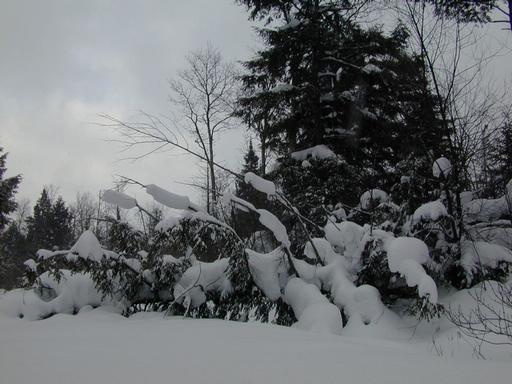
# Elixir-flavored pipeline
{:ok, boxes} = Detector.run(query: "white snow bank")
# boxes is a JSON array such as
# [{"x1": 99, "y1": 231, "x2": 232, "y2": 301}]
[
  {"x1": 146, "y1": 184, "x2": 190, "y2": 210},
  {"x1": 386, "y1": 237, "x2": 438, "y2": 303},
  {"x1": 284, "y1": 278, "x2": 342, "y2": 335},
  {"x1": 360, "y1": 189, "x2": 389, "y2": 210},
  {"x1": 2, "y1": 310, "x2": 510, "y2": 384},
  {"x1": 244, "y1": 172, "x2": 276, "y2": 196},
  {"x1": 246, "y1": 248, "x2": 288, "y2": 301},
  {"x1": 101, "y1": 189, "x2": 137, "y2": 209},
  {"x1": 433, "y1": 157, "x2": 452, "y2": 178},
  {"x1": 412, "y1": 201, "x2": 448, "y2": 224},
  {"x1": 174, "y1": 259, "x2": 231, "y2": 308},
  {"x1": 291, "y1": 145, "x2": 336, "y2": 161},
  {"x1": 461, "y1": 241, "x2": 512, "y2": 281}
]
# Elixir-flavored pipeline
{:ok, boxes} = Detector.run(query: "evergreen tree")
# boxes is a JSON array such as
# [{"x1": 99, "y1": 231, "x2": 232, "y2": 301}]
[
  {"x1": 238, "y1": 1, "x2": 447, "y2": 215},
  {"x1": 0, "y1": 222, "x2": 29, "y2": 289},
  {"x1": 0, "y1": 148, "x2": 21, "y2": 232},
  {"x1": 26, "y1": 189, "x2": 73, "y2": 253},
  {"x1": 234, "y1": 141, "x2": 267, "y2": 239}
]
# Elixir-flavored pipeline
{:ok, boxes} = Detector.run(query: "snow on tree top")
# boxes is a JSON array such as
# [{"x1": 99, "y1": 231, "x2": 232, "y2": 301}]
[
  {"x1": 101, "y1": 189, "x2": 137, "y2": 210},
  {"x1": 291, "y1": 145, "x2": 336, "y2": 161},
  {"x1": 433, "y1": 157, "x2": 452, "y2": 178},
  {"x1": 244, "y1": 172, "x2": 276, "y2": 196},
  {"x1": 146, "y1": 184, "x2": 190, "y2": 210}
]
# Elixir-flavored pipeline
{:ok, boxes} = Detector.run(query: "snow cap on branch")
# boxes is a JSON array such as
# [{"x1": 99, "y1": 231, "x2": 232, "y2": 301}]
[
  {"x1": 101, "y1": 190, "x2": 137, "y2": 210},
  {"x1": 146, "y1": 184, "x2": 190, "y2": 210},
  {"x1": 291, "y1": 145, "x2": 336, "y2": 161},
  {"x1": 244, "y1": 172, "x2": 277, "y2": 196},
  {"x1": 386, "y1": 237, "x2": 437, "y2": 303}
]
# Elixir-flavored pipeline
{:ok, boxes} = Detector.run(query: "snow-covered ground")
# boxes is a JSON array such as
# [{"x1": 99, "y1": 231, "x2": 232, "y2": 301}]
[{"x1": 1, "y1": 299, "x2": 511, "y2": 384}]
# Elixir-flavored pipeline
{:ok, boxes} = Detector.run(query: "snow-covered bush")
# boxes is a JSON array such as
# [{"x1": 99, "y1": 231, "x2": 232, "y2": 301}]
[{"x1": 14, "y1": 163, "x2": 512, "y2": 338}]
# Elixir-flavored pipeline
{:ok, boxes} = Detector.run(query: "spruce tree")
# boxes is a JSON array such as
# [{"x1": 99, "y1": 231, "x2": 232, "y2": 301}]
[
  {"x1": 0, "y1": 148, "x2": 21, "y2": 232},
  {"x1": 237, "y1": 1, "x2": 447, "y2": 212},
  {"x1": 26, "y1": 189, "x2": 73, "y2": 253}
]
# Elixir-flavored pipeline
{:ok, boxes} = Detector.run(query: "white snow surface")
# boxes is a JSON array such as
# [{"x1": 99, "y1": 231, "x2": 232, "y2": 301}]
[
  {"x1": 244, "y1": 172, "x2": 276, "y2": 196},
  {"x1": 2, "y1": 302, "x2": 511, "y2": 384},
  {"x1": 433, "y1": 157, "x2": 452, "y2": 178},
  {"x1": 291, "y1": 144, "x2": 336, "y2": 161},
  {"x1": 386, "y1": 237, "x2": 438, "y2": 303},
  {"x1": 146, "y1": 184, "x2": 190, "y2": 210},
  {"x1": 412, "y1": 201, "x2": 448, "y2": 224},
  {"x1": 101, "y1": 189, "x2": 138, "y2": 209}
]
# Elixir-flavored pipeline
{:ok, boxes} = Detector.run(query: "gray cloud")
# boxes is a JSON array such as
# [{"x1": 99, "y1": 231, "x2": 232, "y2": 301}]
[{"x1": 1, "y1": 0, "x2": 254, "y2": 205}]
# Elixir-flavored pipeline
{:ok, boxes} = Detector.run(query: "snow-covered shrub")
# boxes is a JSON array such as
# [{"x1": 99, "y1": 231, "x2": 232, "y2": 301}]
[{"x1": 15, "y1": 167, "x2": 512, "y2": 340}]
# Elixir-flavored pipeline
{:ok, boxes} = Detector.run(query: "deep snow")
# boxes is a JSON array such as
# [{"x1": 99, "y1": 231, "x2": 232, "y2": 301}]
[{"x1": 0, "y1": 299, "x2": 511, "y2": 384}]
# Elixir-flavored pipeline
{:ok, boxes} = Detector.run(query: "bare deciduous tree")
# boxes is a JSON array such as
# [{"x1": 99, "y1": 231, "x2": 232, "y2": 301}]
[
  {"x1": 102, "y1": 44, "x2": 238, "y2": 215},
  {"x1": 169, "y1": 44, "x2": 238, "y2": 213}
]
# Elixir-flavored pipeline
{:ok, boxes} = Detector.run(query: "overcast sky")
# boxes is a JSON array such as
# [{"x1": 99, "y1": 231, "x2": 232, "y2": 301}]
[
  {"x1": 1, "y1": 0, "x2": 511, "y2": 209},
  {"x1": 1, "y1": 0, "x2": 256, "y2": 206}
]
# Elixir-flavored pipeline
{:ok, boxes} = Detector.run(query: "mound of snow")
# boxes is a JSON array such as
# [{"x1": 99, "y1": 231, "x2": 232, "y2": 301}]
[
  {"x1": 433, "y1": 157, "x2": 452, "y2": 178},
  {"x1": 0, "y1": 271, "x2": 114, "y2": 320}
]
